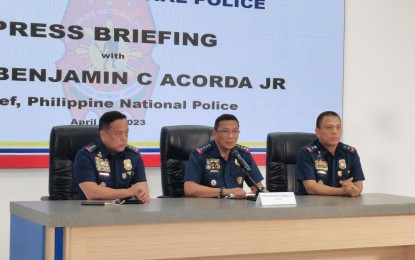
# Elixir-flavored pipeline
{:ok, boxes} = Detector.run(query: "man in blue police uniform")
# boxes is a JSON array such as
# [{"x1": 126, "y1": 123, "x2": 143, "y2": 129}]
[
  {"x1": 296, "y1": 111, "x2": 365, "y2": 196},
  {"x1": 184, "y1": 114, "x2": 265, "y2": 199},
  {"x1": 73, "y1": 111, "x2": 150, "y2": 202}
]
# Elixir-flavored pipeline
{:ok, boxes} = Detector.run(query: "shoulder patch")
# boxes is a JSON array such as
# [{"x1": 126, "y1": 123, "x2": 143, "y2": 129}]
[
  {"x1": 84, "y1": 144, "x2": 98, "y2": 153},
  {"x1": 126, "y1": 145, "x2": 139, "y2": 154},
  {"x1": 195, "y1": 143, "x2": 213, "y2": 155},
  {"x1": 305, "y1": 145, "x2": 318, "y2": 153},
  {"x1": 234, "y1": 144, "x2": 250, "y2": 154},
  {"x1": 342, "y1": 144, "x2": 356, "y2": 153}
]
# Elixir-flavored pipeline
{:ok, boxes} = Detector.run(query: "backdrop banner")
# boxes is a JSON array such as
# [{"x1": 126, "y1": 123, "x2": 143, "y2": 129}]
[{"x1": 0, "y1": 0, "x2": 344, "y2": 168}]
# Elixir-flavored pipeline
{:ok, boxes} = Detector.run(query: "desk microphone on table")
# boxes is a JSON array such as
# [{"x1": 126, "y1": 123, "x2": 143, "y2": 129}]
[{"x1": 230, "y1": 148, "x2": 264, "y2": 201}]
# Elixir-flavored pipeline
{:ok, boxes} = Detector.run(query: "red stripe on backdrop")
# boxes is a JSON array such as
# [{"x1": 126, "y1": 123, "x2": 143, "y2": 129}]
[
  {"x1": 0, "y1": 154, "x2": 266, "y2": 169},
  {"x1": 0, "y1": 155, "x2": 161, "y2": 168},
  {"x1": 0, "y1": 154, "x2": 162, "y2": 168},
  {"x1": 252, "y1": 154, "x2": 266, "y2": 166},
  {"x1": 143, "y1": 154, "x2": 160, "y2": 167},
  {"x1": 0, "y1": 155, "x2": 48, "y2": 168}
]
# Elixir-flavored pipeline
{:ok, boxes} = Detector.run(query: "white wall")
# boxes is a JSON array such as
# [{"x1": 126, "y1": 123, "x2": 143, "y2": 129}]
[
  {"x1": 343, "y1": 0, "x2": 415, "y2": 197},
  {"x1": 2, "y1": 0, "x2": 415, "y2": 259}
]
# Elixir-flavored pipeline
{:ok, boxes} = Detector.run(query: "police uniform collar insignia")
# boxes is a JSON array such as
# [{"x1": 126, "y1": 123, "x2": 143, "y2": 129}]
[
  {"x1": 97, "y1": 141, "x2": 112, "y2": 158},
  {"x1": 315, "y1": 141, "x2": 332, "y2": 157},
  {"x1": 196, "y1": 143, "x2": 213, "y2": 155},
  {"x1": 234, "y1": 144, "x2": 250, "y2": 153},
  {"x1": 126, "y1": 145, "x2": 139, "y2": 154},
  {"x1": 317, "y1": 150, "x2": 324, "y2": 159}
]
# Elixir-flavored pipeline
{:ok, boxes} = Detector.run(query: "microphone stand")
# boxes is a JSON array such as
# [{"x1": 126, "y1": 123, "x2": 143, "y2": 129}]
[{"x1": 240, "y1": 167, "x2": 263, "y2": 201}]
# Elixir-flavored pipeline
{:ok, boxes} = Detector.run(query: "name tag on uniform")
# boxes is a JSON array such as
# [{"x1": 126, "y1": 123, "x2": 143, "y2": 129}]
[{"x1": 256, "y1": 192, "x2": 296, "y2": 206}]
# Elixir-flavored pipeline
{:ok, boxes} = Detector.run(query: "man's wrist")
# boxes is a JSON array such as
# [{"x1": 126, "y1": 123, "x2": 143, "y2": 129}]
[{"x1": 219, "y1": 187, "x2": 225, "y2": 198}]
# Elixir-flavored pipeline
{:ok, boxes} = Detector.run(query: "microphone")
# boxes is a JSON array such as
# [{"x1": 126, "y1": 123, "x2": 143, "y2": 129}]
[
  {"x1": 230, "y1": 148, "x2": 251, "y2": 173},
  {"x1": 231, "y1": 148, "x2": 264, "y2": 200}
]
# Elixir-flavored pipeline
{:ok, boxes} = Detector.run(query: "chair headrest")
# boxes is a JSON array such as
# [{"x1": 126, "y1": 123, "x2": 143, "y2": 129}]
[{"x1": 266, "y1": 132, "x2": 316, "y2": 164}]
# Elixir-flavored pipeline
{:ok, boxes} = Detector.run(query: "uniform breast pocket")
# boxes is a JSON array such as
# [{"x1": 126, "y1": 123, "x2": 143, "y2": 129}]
[
  {"x1": 337, "y1": 159, "x2": 349, "y2": 180},
  {"x1": 98, "y1": 172, "x2": 111, "y2": 180},
  {"x1": 316, "y1": 171, "x2": 329, "y2": 184},
  {"x1": 337, "y1": 169, "x2": 350, "y2": 180},
  {"x1": 98, "y1": 172, "x2": 112, "y2": 187},
  {"x1": 120, "y1": 171, "x2": 134, "y2": 182},
  {"x1": 230, "y1": 169, "x2": 244, "y2": 187},
  {"x1": 116, "y1": 172, "x2": 133, "y2": 188}
]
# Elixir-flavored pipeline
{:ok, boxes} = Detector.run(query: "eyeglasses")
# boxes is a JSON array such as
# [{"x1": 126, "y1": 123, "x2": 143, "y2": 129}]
[{"x1": 216, "y1": 130, "x2": 240, "y2": 135}]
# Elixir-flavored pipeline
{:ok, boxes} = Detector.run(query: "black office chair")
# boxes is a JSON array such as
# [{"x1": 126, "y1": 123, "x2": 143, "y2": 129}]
[
  {"x1": 266, "y1": 132, "x2": 316, "y2": 193},
  {"x1": 160, "y1": 125, "x2": 214, "y2": 197},
  {"x1": 46, "y1": 125, "x2": 100, "y2": 200}
]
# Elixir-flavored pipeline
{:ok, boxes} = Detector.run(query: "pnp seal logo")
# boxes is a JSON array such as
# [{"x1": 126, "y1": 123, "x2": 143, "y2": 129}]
[{"x1": 57, "y1": 0, "x2": 159, "y2": 121}]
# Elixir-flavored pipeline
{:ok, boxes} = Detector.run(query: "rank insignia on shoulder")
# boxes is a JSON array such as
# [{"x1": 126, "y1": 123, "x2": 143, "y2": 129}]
[
  {"x1": 306, "y1": 145, "x2": 318, "y2": 153},
  {"x1": 342, "y1": 145, "x2": 356, "y2": 153},
  {"x1": 195, "y1": 143, "x2": 212, "y2": 155},
  {"x1": 126, "y1": 145, "x2": 139, "y2": 153},
  {"x1": 234, "y1": 144, "x2": 250, "y2": 153},
  {"x1": 84, "y1": 144, "x2": 98, "y2": 153}
]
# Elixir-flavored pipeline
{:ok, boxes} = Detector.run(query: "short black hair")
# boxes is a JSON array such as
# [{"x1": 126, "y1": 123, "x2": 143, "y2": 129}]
[
  {"x1": 99, "y1": 111, "x2": 127, "y2": 131},
  {"x1": 316, "y1": 111, "x2": 341, "y2": 128},
  {"x1": 214, "y1": 114, "x2": 239, "y2": 130}
]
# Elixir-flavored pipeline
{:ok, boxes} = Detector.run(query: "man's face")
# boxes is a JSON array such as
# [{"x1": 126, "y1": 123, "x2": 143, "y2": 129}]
[
  {"x1": 316, "y1": 115, "x2": 342, "y2": 150},
  {"x1": 100, "y1": 118, "x2": 129, "y2": 154},
  {"x1": 213, "y1": 120, "x2": 239, "y2": 152}
]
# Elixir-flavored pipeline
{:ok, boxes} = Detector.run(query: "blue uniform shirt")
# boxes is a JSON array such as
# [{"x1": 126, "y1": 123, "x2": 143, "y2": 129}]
[
  {"x1": 295, "y1": 139, "x2": 365, "y2": 195},
  {"x1": 184, "y1": 141, "x2": 264, "y2": 189},
  {"x1": 73, "y1": 139, "x2": 147, "y2": 200}
]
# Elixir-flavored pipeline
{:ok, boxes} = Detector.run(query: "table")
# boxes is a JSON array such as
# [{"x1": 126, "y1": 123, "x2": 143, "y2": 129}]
[{"x1": 10, "y1": 193, "x2": 415, "y2": 259}]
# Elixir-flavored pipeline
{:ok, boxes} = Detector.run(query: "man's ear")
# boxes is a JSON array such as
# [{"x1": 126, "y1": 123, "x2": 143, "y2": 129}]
[
  {"x1": 315, "y1": 127, "x2": 320, "y2": 138},
  {"x1": 99, "y1": 130, "x2": 106, "y2": 141},
  {"x1": 212, "y1": 129, "x2": 217, "y2": 138}
]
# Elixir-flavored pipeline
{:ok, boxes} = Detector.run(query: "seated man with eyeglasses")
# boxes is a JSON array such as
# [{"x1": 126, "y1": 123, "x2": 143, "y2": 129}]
[{"x1": 184, "y1": 114, "x2": 265, "y2": 199}]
